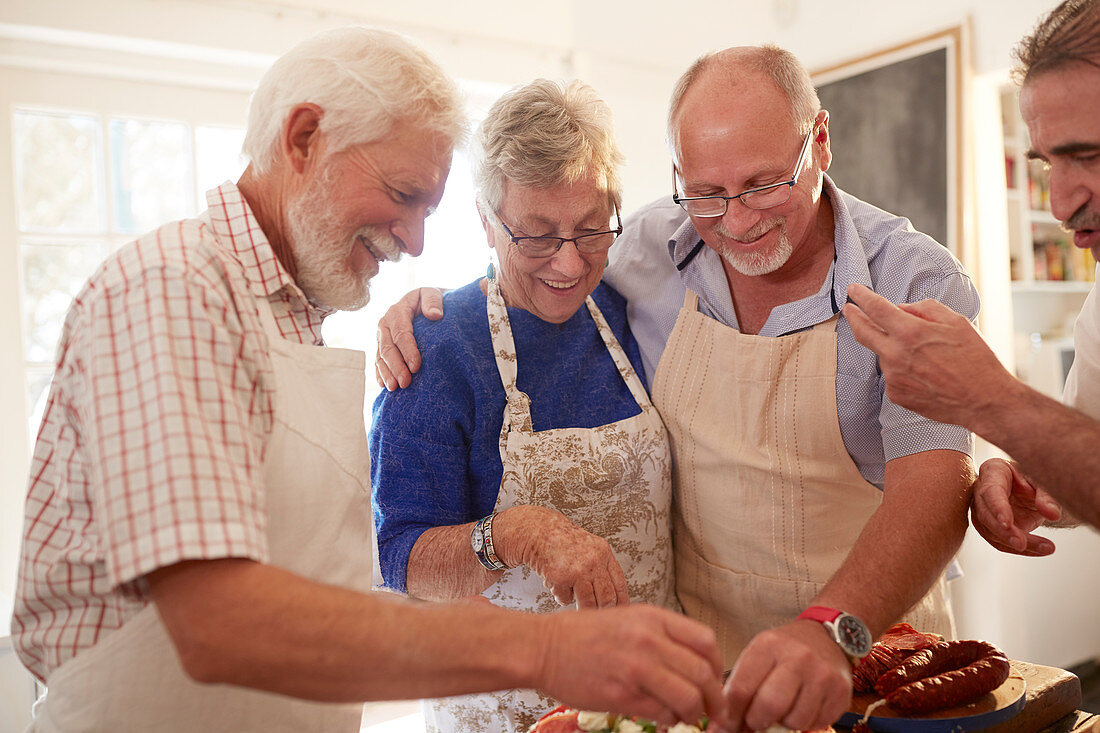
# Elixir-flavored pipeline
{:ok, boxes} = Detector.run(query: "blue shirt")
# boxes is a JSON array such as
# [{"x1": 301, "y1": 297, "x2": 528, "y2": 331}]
[
  {"x1": 604, "y1": 175, "x2": 979, "y2": 489},
  {"x1": 370, "y1": 279, "x2": 646, "y2": 592}
]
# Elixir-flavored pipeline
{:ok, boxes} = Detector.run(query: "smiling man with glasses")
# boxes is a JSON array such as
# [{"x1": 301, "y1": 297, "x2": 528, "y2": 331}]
[{"x1": 603, "y1": 44, "x2": 982, "y2": 733}]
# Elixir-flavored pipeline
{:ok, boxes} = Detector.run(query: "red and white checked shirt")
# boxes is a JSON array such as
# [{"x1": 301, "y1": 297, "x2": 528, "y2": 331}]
[{"x1": 13, "y1": 182, "x2": 333, "y2": 683}]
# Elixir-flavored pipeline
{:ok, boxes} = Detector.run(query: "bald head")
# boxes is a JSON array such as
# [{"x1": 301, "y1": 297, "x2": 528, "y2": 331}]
[{"x1": 667, "y1": 44, "x2": 820, "y2": 159}]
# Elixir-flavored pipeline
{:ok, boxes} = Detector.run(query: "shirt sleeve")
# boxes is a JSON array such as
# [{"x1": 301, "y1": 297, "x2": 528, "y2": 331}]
[
  {"x1": 370, "y1": 319, "x2": 483, "y2": 593},
  {"x1": 73, "y1": 242, "x2": 270, "y2": 587},
  {"x1": 879, "y1": 264, "x2": 980, "y2": 462}
]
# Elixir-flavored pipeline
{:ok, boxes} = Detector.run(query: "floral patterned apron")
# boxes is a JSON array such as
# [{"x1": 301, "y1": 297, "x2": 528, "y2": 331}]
[{"x1": 424, "y1": 277, "x2": 677, "y2": 733}]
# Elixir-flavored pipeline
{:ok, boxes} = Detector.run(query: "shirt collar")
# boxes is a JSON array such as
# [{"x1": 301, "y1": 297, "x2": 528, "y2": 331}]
[
  {"x1": 666, "y1": 174, "x2": 872, "y2": 333},
  {"x1": 203, "y1": 181, "x2": 332, "y2": 317}
]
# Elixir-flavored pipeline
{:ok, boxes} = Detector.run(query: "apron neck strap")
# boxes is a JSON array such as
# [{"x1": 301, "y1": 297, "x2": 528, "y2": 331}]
[
  {"x1": 486, "y1": 276, "x2": 653, "y2": 411},
  {"x1": 486, "y1": 275, "x2": 520, "y2": 393}
]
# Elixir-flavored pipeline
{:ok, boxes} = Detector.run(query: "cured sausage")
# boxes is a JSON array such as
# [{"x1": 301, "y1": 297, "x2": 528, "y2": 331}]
[
  {"x1": 851, "y1": 623, "x2": 942, "y2": 692},
  {"x1": 873, "y1": 640, "x2": 1011, "y2": 714}
]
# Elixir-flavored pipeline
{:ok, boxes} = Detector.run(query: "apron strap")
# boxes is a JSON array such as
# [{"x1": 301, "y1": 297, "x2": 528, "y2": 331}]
[
  {"x1": 486, "y1": 275, "x2": 520, "y2": 393},
  {"x1": 681, "y1": 288, "x2": 700, "y2": 311},
  {"x1": 583, "y1": 296, "x2": 654, "y2": 411}
]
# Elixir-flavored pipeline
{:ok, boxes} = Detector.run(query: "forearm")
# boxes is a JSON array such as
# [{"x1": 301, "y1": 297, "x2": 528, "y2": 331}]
[
  {"x1": 406, "y1": 523, "x2": 501, "y2": 600},
  {"x1": 812, "y1": 450, "x2": 973, "y2": 636},
  {"x1": 151, "y1": 558, "x2": 542, "y2": 701},
  {"x1": 970, "y1": 383, "x2": 1100, "y2": 529}
]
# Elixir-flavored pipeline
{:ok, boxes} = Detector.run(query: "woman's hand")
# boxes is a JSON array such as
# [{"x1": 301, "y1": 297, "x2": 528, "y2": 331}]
[{"x1": 495, "y1": 505, "x2": 630, "y2": 609}]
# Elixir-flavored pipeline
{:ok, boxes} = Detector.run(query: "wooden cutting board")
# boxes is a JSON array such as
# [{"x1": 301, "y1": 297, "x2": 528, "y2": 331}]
[
  {"x1": 984, "y1": 661, "x2": 1082, "y2": 733},
  {"x1": 838, "y1": 660, "x2": 1080, "y2": 732}
]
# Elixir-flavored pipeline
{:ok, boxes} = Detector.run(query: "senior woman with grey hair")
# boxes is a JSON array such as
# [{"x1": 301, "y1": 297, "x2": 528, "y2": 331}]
[{"x1": 370, "y1": 79, "x2": 678, "y2": 733}]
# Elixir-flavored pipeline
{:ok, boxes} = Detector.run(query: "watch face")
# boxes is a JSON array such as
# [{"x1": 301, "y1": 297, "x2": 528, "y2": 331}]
[
  {"x1": 471, "y1": 529, "x2": 484, "y2": 553},
  {"x1": 836, "y1": 615, "x2": 873, "y2": 657}
]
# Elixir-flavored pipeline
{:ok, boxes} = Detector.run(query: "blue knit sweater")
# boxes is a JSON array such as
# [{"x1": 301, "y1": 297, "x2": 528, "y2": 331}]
[{"x1": 369, "y1": 279, "x2": 646, "y2": 592}]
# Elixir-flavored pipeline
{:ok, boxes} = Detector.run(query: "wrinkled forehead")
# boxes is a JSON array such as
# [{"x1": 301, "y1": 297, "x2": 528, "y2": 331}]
[
  {"x1": 500, "y1": 176, "x2": 614, "y2": 223},
  {"x1": 1020, "y1": 64, "x2": 1100, "y2": 151},
  {"x1": 673, "y1": 73, "x2": 798, "y2": 164}
]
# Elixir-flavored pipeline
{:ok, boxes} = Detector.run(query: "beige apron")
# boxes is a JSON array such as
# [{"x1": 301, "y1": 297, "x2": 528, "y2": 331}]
[
  {"x1": 32, "y1": 294, "x2": 373, "y2": 732},
  {"x1": 651, "y1": 290, "x2": 953, "y2": 669},
  {"x1": 425, "y1": 277, "x2": 677, "y2": 733}
]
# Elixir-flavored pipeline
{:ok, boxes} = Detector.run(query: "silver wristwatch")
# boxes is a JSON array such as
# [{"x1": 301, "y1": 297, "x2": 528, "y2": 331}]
[
  {"x1": 796, "y1": 606, "x2": 873, "y2": 661},
  {"x1": 470, "y1": 512, "x2": 507, "y2": 570}
]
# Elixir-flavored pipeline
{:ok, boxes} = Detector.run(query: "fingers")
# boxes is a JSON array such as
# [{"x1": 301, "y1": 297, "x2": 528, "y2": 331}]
[
  {"x1": 845, "y1": 283, "x2": 910, "y2": 332},
  {"x1": 420, "y1": 287, "x2": 445, "y2": 320},
  {"x1": 644, "y1": 621, "x2": 728, "y2": 727},
  {"x1": 972, "y1": 458, "x2": 1058, "y2": 555},
  {"x1": 897, "y1": 297, "x2": 960, "y2": 324},
  {"x1": 374, "y1": 288, "x2": 443, "y2": 390},
  {"x1": 1033, "y1": 486, "x2": 1064, "y2": 522},
  {"x1": 573, "y1": 580, "x2": 597, "y2": 609},
  {"x1": 724, "y1": 623, "x2": 851, "y2": 732},
  {"x1": 972, "y1": 519, "x2": 1056, "y2": 556},
  {"x1": 1009, "y1": 463, "x2": 1063, "y2": 522},
  {"x1": 724, "y1": 650, "x2": 775, "y2": 732},
  {"x1": 374, "y1": 360, "x2": 392, "y2": 390},
  {"x1": 611, "y1": 564, "x2": 630, "y2": 607},
  {"x1": 841, "y1": 301, "x2": 891, "y2": 356},
  {"x1": 539, "y1": 606, "x2": 727, "y2": 729}
]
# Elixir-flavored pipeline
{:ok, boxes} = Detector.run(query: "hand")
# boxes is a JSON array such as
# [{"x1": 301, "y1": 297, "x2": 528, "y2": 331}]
[
  {"x1": 538, "y1": 604, "x2": 730, "y2": 731},
  {"x1": 971, "y1": 458, "x2": 1061, "y2": 556},
  {"x1": 843, "y1": 283, "x2": 1016, "y2": 429},
  {"x1": 375, "y1": 287, "x2": 445, "y2": 390},
  {"x1": 495, "y1": 505, "x2": 630, "y2": 609},
  {"x1": 724, "y1": 620, "x2": 852, "y2": 733}
]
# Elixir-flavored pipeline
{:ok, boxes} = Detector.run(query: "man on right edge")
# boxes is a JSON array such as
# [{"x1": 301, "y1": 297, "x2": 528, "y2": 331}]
[
  {"x1": 844, "y1": 0, "x2": 1100, "y2": 536},
  {"x1": 377, "y1": 45, "x2": 981, "y2": 733}
]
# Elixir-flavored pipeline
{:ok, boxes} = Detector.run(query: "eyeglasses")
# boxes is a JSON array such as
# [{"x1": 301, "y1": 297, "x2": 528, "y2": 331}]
[
  {"x1": 496, "y1": 209, "x2": 623, "y2": 258},
  {"x1": 672, "y1": 127, "x2": 815, "y2": 217}
]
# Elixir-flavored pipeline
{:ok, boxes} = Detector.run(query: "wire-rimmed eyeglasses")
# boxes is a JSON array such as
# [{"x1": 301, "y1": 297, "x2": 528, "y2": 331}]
[
  {"x1": 495, "y1": 209, "x2": 623, "y2": 258},
  {"x1": 672, "y1": 127, "x2": 815, "y2": 217}
]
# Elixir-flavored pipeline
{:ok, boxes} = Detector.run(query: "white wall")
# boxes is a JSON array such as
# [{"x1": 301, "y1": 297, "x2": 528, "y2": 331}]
[{"x1": 4, "y1": 0, "x2": 1097, "y2": 669}]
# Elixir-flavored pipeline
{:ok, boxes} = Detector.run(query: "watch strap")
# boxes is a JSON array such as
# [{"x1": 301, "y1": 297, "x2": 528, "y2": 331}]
[
  {"x1": 797, "y1": 605, "x2": 843, "y2": 624},
  {"x1": 472, "y1": 513, "x2": 507, "y2": 570}
]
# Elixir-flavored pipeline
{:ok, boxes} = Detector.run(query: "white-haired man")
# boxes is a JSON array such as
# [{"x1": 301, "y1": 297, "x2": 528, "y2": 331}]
[
  {"x1": 11, "y1": 27, "x2": 727, "y2": 733},
  {"x1": 375, "y1": 44, "x2": 980, "y2": 733}
]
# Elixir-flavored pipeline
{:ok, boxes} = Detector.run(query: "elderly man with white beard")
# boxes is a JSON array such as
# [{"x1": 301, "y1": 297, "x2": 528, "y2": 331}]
[{"x1": 11, "y1": 27, "x2": 728, "y2": 733}]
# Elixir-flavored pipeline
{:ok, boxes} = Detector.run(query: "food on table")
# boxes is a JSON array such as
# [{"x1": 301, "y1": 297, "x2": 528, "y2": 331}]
[
  {"x1": 873, "y1": 639, "x2": 1012, "y2": 715},
  {"x1": 851, "y1": 629, "x2": 1013, "y2": 731},
  {"x1": 851, "y1": 622, "x2": 943, "y2": 692},
  {"x1": 528, "y1": 706, "x2": 838, "y2": 733},
  {"x1": 527, "y1": 705, "x2": 708, "y2": 732}
]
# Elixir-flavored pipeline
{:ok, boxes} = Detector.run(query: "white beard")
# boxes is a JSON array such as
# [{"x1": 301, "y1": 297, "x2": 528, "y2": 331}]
[
  {"x1": 712, "y1": 217, "x2": 793, "y2": 277},
  {"x1": 285, "y1": 172, "x2": 403, "y2": 311}
]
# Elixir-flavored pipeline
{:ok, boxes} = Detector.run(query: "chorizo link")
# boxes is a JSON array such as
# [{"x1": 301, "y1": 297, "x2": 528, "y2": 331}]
[
  {"x1": 874, "y1": 640, "x2": 1002, "y2": 697},
  {"x1": 886, "y1": 655, "x2": 1011, "y2": 715}
]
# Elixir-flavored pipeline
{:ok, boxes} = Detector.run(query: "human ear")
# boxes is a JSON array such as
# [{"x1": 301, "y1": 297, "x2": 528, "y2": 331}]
[{"x1": 281, "y1": 103, "x2": 325, "y2": 174}]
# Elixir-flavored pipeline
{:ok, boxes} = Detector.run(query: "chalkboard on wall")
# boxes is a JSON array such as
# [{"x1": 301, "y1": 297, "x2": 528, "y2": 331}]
[{"x1": 813, "y1": 29, "x2": 963, "y2": 256}]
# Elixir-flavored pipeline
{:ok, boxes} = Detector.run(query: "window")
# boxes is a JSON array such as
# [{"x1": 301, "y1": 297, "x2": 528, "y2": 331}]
[{"x1": 13, "y1": 108, "x2": 248, "y2": 444}]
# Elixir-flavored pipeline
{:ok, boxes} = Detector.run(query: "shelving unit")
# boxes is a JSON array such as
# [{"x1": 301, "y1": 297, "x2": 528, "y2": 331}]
[{"x1": 1000, "y1": 86, "x2": 1094, "y2": 397}]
